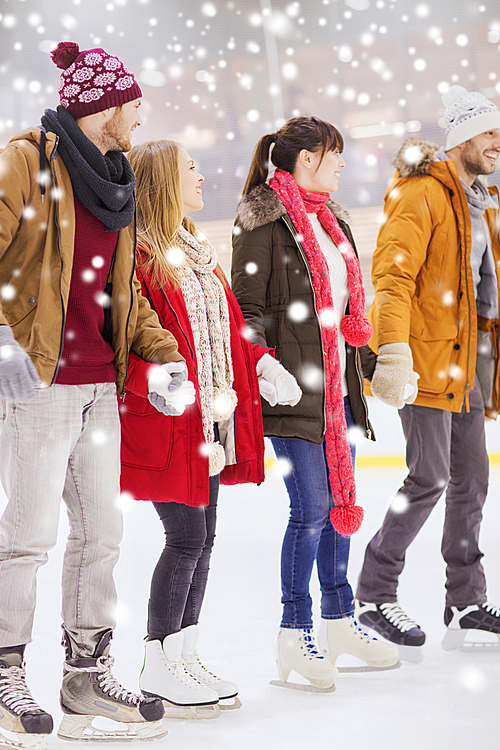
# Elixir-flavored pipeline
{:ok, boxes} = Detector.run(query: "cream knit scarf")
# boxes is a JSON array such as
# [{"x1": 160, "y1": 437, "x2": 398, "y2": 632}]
[{"x1": 176, "y1": 225, "x2": 237, "y2": 475}]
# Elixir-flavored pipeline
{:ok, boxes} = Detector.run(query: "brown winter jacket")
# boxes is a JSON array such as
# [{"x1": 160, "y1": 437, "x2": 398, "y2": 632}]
[
  {"x1": 0, "y1": 127, "x2": 183, "y2": 394},
  {"x1": 369, "y1": 137, "x2": 500, "y2": 415},
  {"x1": 232, "y1": 183, "x2": 374, "y2": 444}
]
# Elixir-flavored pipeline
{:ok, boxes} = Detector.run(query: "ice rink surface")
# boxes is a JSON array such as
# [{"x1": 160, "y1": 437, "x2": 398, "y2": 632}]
[{"x1": 2, "y1": 398, "x2": 499, "y2": 750}]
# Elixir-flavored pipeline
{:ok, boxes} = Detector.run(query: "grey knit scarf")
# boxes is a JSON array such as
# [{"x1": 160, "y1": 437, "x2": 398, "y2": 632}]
[{"x1": 41, "y1": 106, "x2": 136, "y2": 231}]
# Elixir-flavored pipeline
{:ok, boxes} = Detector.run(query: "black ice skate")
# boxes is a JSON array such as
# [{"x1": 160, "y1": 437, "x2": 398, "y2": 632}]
[
  {"x1": 358, "y1": 602, "x2": 425, "y2": 662},
  {"x1": 442, "y1": 603, "x2": 500, "y2": 651},
  {"x1": 58, "y1": 630, "x2": 166, "y2": 741},
  {"x1": 0, "y1": 652, "x2": 53, "y2": 750}
]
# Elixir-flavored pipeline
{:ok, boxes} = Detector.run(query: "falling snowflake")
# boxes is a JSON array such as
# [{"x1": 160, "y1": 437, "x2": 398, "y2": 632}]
[
  {"x1": 91, "y1": 429, "x2": 108, "y2": 446},
  {"x1": 391, "y1": 492, "x2": 409, "y2": 514},
  {"x1": 276, "y1": 456, "x2": 293, "y2": 477},
  {"x1": 22, "y1": 206, "x2": 36, "y2": 220},
  {"x1": 319, "y1": 308, "x2": 335, "y2": 327},
  {"x1": 82, "y1": 269, "x2": 96, "y2": 283},
  {"x1": 299, "y1": 363, "x2": 323, "y2": 390},
  {"x1": 403, "y1": 145, "x2": 423, "y2": 165},
  {"x1": 1, "y1": 285, "x2": 16, "y2": 301},
  {"x1": 287, "y1": 301, "x2": 309, "y2": 322}
]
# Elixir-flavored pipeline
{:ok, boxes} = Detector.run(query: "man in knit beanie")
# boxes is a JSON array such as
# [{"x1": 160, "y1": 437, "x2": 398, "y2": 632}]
[
  {"x1": 355, "y1": 86, "x2": 500, "y2": 657},
  {"x1": 0, "y1": 41, "x2": 194, "y2": 745}
]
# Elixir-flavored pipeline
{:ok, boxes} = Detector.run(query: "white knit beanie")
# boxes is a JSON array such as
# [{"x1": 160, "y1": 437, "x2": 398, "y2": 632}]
[{"x1": 442, "y1": 85, "x2": 500, "y2": 150}]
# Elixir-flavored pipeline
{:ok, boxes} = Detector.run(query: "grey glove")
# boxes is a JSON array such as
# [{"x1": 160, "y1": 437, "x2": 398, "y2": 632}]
[
  {"x1": 148, "y1": 362, "x2": 196, "y2": 416},
  {"x1": 0, "y1": 325, "x2": 40, "y2": 401},
  {"x1": 371, "y1": 342, "x2": 419, "y2": 409}
]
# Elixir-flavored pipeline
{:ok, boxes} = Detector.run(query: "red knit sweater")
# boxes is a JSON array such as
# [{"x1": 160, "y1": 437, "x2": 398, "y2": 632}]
[{"x1": 55, "y1": 197, "x2": 118, "y2": 385}]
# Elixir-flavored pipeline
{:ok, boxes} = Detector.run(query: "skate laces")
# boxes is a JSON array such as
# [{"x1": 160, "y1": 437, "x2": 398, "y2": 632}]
[
  {"x1": 0, "y1": 665, "x2": 43, "y2": 714},
  {"x1": 301, "y1": 629, "x2": 322, "y2": 657},
  {"x1": 171, "y1": 661, "x2": 207, "y2": 690},
  {"x1": 65, "y1": 655, "x2": 143, "y2": 706},
  {"x1": 379, "y1": 603, "x2": 420, "y2": 633},
  {"x1": 352, "y1": 618, "x2": 376, "y2": 642},
  {"x1": 184, "y1": 655, "x2": 221, "y2": 685},
  {"x1": 483, "y1": 603, "x2": 500, "y2": 618}
]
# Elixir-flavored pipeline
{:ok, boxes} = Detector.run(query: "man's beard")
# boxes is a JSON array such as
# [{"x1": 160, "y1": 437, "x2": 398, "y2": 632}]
[
  {"x1": 462, "y1": 146, "x2": 494, "y2": 177},
  {"x1": 102, "y1": 112, "x2": 131, "y2": 153}
]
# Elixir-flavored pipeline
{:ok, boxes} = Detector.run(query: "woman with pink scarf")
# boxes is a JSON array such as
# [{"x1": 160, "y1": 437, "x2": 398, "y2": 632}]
[{"x1": 232, "y1": 116, "x2": 399, "y2": 691}]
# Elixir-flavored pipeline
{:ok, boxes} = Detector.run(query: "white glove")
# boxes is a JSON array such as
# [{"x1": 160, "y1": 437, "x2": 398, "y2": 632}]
[
  {"x1": 148, "y1": 362, "x2": 196, "y2": 416},
  {"x1": 371, "y1": 342, "x2": 420, "y2": 409},
  {"x1": 256, "y1": 353, "x2": 302, "y2": 407}
]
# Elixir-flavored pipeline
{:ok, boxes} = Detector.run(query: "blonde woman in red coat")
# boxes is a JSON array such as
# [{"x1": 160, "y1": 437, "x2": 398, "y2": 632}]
[{"x1": 120, "y1": 141, "x2": 272, "y2": 718}]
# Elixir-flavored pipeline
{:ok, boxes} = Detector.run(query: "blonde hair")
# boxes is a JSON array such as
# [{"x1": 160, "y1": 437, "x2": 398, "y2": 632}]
[{"x1": 128, "y1": 139, "x2": 198, "y2": 288}]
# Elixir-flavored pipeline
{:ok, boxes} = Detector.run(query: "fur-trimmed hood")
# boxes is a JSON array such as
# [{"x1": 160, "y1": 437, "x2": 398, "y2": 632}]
[
  {"x1": 393, "y1": 137, "x2": 441, "y2": 178},
  {"x1": 235, "y1": 182, "x2": 350, "y2": 232}
]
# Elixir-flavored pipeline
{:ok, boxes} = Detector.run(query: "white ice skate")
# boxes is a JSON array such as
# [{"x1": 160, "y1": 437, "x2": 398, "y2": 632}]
[
  {"x1": 270, "y1": 628, "x2": 337, "y2": 693},
  {"x1": 318, "y1": 616, "x2": 400, "y2": 672},
  {"x1": 181, "y1": 625, "x2": 241, "y2": 710},
  {"x1": 0, "y1": 653, "x2": 53, "y2": 750},
  {"x1": 140, "y1": 633, "x2": 220, "y2": 720},
  {"x1": 58, "y1": 630, "x2": 166, "y2": 742},
  {"x1": 442, "y1": 604, "x2": 500, "y2": 652}
]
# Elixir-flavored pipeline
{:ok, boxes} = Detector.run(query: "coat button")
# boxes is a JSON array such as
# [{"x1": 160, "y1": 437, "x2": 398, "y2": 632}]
[
  {"x1": 29, "y1": 297, "x2": 36, "y2": 304},
  {"x1": 447, "y1": 393, "x2": 454, "y2": 399},
  {"x1": 453, "y1": 343, "x2": 460, "y2": 350}
]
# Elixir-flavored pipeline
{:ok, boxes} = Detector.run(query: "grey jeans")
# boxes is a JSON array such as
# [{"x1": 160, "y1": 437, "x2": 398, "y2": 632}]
[
  {"x1": 357, "y1": 381, "x2": 488, "y2": 607},
  {"x1": 0, "y1": 383, "x2": 123, "y2": 656}
]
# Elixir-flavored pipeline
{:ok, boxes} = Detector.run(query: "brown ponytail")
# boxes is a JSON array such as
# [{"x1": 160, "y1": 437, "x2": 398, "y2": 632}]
[{"x1": 242, "y1": 133, "x2": 277, "y2": 196}]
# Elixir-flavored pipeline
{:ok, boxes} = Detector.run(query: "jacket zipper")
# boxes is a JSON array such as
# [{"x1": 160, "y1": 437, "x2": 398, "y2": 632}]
[
  {"x1": 281, "y1": 214, "x2": 327, "y2": 436},
  {"x1": 446, "y1": 163, "x2": 472, "y2": 411},
  {"x1": 353, "y1": 345, "x2": 373, "y2": 439},
  {"x1": 47, "y1": 136, "x2": 66, "y2": 385}
]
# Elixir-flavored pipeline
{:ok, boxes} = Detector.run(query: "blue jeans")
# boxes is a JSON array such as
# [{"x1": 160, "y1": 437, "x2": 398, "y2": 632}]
[{"x1": 271, "y1": 396, "x2": 356, "y2": 629}]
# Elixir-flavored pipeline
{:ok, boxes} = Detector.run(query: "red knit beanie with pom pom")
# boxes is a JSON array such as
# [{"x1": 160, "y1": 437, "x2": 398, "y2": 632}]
[{"x1": 51, "y1": 41, "x2": 142, "y2": 119}]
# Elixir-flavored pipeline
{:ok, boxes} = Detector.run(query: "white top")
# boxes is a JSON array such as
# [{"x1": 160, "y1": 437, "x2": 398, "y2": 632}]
[{"x1": 308, "y1": 213, "x2": 349, "y2": 396}]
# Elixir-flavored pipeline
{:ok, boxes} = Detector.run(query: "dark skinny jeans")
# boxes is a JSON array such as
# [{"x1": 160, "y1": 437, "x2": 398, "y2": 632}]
[{"x1": 147, "y1": 474, "x2": 219, "y2": 641}]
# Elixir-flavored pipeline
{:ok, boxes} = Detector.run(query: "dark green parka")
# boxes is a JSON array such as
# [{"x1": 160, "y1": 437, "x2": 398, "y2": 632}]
[{"x1": 231, "y1": 183, "x2": 374, "y2": 444}]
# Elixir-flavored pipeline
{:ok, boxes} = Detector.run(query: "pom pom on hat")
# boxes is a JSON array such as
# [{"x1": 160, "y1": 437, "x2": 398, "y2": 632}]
[
  {"x1": 441, "y1": 84, "x2": 468, "y2": 109},
  {"x1": 51, "y1": 41, "x2": 80, "y2": 70},
  {"x1": 330, "y1": 504, "x2": 364, "y2": 537},
  {"x1": 340, "y1": 314, "x2": 373, "y2": 347}
]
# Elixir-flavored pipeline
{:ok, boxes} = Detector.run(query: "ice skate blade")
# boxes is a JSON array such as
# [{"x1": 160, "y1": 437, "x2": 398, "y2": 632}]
[
  {"x1": 57, "y1": 715, "x2": 167, "y2": 741},
  {"x1": 398, "y1": 645, "x2": 424, "y2": 664},
  {"x1": 218, "y1": 696, "x2": 242, "y2": 711},
  {"x1": 337, "y1": 660, "x2": 402, "y2": 673},
  {"x1": 269, "y1": 680, "x2": 336, "y2": 693},
  {"x1": 442, "y1": 628, "x2": 500, "y2": 652},
  {"x1": 0, "y1": 731, "x2": 48, "y2": 750},
  {"x1": 162, "y1": 700, "x2": 221, "y2": 720}
]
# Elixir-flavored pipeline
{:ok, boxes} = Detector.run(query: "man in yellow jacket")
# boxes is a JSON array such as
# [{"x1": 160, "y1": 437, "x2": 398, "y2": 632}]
[
  {"x1": 356, "y1": 86, "x2": 500, "y2": 656},
  {"x1": 0, "y1": 41, "x2": 194, "y2": 746}
]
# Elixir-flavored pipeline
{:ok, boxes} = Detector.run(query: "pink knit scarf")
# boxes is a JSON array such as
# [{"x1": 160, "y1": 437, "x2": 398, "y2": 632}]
[{"x1": 269, "y1": 168, "x2": 372, "y2": 536}]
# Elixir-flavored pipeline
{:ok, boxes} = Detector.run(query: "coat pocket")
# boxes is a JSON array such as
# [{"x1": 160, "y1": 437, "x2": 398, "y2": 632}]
[{"x1": 120, "y1": 394, "x2": 174, "y2": 470}]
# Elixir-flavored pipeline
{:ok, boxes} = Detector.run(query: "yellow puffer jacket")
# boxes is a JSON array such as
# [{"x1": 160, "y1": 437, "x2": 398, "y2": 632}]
[
  {"x1": 0, "y1": 127, "x2": 183, "y2": 394},
  {"x1": 370, "y1": 138, "x2": 500, "y2": 415}
]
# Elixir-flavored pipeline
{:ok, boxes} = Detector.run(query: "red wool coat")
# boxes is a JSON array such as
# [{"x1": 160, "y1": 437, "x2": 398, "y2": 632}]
[{"x1": 119, "y1": 264, "x2": 268, "y2": 507}]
